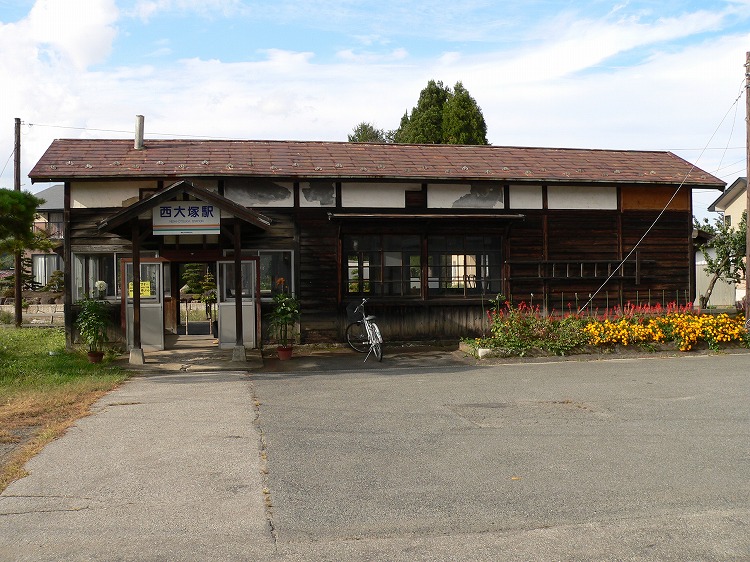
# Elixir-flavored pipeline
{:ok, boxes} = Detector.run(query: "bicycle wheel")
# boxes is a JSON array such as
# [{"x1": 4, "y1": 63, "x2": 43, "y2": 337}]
[
  {"x1": 370, "y1": 322, "x2": 383, "y2": 361},
  {"x1": 346, "y1": 322, "x2": 369, "y2": 353}
]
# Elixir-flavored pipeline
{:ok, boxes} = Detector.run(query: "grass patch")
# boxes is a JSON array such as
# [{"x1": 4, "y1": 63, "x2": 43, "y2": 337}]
[{"x1": 0, "y1": 327, "x2": 127, "y2": 492}]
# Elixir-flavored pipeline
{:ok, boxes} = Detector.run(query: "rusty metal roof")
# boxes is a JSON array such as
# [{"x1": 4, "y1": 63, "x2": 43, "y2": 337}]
[{"x1": 29, "y1": 139, "x2": 725, "y2": 188}]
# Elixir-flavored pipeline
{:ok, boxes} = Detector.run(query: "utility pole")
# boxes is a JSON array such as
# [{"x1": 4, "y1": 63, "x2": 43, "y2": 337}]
[
  {"x1": 745, "y1": 53, "x2": 750, "y2": 325},
  {"x1": 14, "y1": 118, "x2": 22, "y2": 328}
]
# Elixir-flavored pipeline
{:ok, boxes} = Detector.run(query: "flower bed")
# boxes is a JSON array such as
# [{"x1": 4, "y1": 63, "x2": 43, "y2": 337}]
[{"x1": 462, "y1": 299, "x2": 750, "y2": 358}]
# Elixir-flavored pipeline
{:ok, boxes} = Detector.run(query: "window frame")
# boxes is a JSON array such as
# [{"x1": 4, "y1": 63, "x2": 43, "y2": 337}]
[
  {"x1": 225, "y1": 249, "x2": 295, "y2": 301},
  {"x1": 342, "y1": 232, "x2": 503, "y2": 300}
]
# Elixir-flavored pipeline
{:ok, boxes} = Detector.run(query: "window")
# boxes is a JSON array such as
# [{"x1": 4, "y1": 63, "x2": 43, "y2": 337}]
[
  {"x1": 32, "y1": 254, "x2": 62, "y2": 288},
  {"x1": 345, "y1": 235, "x2": 421, "y2": 297},
  {"x1": 343, "y1": 234, "x2": 503, "y2": 299},
  {"x1": 219, "y1": 262, "x2": 255, "y2": 300},
  {"x1": 427, "y1": 236, "x2": 502, "y2": 296},
  {"x1": 259, "y1": 251, "x2": 293, "y2": 296},
  {"x1": 230, "y1": 250, "x2": 294, "y2": 299},
  {"x1": 73, "y1": 252, "x2": 155, "y2": 301},
  {"x1": 74, "y1": 254, "x2": 115, "y2": 301},
  {"x1": 724, "y1": 215, "x2": 732, "y2": 227}
]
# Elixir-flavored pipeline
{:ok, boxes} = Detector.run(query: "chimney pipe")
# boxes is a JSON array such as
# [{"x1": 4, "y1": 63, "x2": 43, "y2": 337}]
[{"x1": 134, "y1": 115, "x2": 144, "y2": 150}]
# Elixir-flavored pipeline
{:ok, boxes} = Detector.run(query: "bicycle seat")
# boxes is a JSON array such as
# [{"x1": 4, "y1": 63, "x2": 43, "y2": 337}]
[{"x1": 365, "y1": 315, "x2": 376, "y2": 321}]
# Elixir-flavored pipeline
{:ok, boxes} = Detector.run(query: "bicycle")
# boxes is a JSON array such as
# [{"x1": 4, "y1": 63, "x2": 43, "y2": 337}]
[{"x1": 345, "y1": 298, "x2": 383, "y2": 362}]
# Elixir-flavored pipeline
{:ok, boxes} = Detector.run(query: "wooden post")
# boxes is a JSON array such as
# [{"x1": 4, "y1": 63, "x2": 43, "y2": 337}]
[
  {"x1": 14, "y1": 118, "x2": 22, "y2": 328},
  {"x1": 234, "y1": 221, "x2": 243, "y2": 345},
  {"x1": 232, "y1": 220, "x2": 246, "y2": 362},
  {"x1": 63, "y1": 182, "x2": 72, "y2": 348},
  {"x1": 130, "y1": 219, "x2": 144, "y2": 364},
  {"x1": 745, "y1": 52, "x2": 750, "y2": 323}
]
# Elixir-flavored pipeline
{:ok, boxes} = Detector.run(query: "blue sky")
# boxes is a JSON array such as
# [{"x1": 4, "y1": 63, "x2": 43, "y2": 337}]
[{"x1": 1, "y1": 0, "x2": 749, "y2": 217}]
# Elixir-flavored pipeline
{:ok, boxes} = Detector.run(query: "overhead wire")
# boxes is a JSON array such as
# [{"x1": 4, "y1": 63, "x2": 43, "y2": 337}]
[
  {"x1": 0, "y1": 148, "x2": 14, "y2": 179},
  {"x1": 26, "y1": 122, "x2": 235, "y2": 140},
  {"x1": 578, "y1": 80, "x2": 747, "y2": 314}
]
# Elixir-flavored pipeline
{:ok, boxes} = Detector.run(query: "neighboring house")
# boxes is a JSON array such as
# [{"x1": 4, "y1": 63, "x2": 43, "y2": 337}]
[
  {"x1": 708, "y1": 177, "x2": 747, "y2": 228},
  {"x1": 29, "y1": 134, "x2": 724, "y2": 355},
  {"x1": 30, "y1": 183, "x2": 64, "y2": 289},
  {"x1": 707, "y1": 177, "x2": 748, "y2": 305},
  {"x1": 693, "y1": 228, "x2": 736, "y2": 308}
]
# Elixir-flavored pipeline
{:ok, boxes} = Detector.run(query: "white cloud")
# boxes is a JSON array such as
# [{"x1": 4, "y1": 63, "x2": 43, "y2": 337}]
[
  {"x1": 129, "y1": 0, "x2": 248, "y2": 21},
  {"x1": 1, "y1": 0, "x2": 747, "y2": 221},
  {"x1": 336, "y1": 48, "x2": 408, "y2": 63},
  {"x1": 26, "y1": 0, "x2": 119, "y2": 69}
]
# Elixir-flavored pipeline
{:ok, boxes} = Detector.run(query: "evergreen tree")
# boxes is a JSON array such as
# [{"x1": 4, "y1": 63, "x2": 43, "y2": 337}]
[
  {"x1": 394, "y1": 80, "x2": 450, "y2": 144},
  {"x1": 347, "y1": 79, "x2": 489, "y2": 146},
  {"x1": 348, "y1": 122, "x2": 387, "y2": 143},
  {"x1": 393, "y1": 80, "x2": 488, "y2": 145},
  {"x1": 442, "y1": 81, "x2": 488, "y2": 145},
  {"x1": 0, "y1": 189, "x2": 48, "y2": 254},
  {"x1": 181, "y1": 263, "x2": 205, "y2": 295}
]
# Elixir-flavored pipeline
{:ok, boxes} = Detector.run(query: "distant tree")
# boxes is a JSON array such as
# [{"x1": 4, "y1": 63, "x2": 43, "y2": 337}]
[
  {"x1": 442, "y1": 82, "x2": 488, "y2": 145},
  {"x1": 0, "y1": 255, "x2": 41, "y2": 296},
  {"x1": 181, "y1": 263, "x2": 205, "y2": 295},
  {"x1": 393, "y1": 80, "x2": 488, "y2": 145},
  {"x1": 0, "y1": 189, "x2": 47, "y2": 254},
  {"x1": 348, "y1": 122, "x2": 388, "y2": 143},
  {"x1": 694, "y1": 213, "x2": 747, "y2": 308}
]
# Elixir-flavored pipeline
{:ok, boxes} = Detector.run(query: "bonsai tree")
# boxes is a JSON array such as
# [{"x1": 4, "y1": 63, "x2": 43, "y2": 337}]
[
  {"x1": 75, "y1": 297, "x2": 110, "y2": 353},
  {"x1": 268, "y1": 278, "x2": 300, "y2": 348},
  {"x1": 200, "y1": 271, "x2": 217, "y2": 321}
]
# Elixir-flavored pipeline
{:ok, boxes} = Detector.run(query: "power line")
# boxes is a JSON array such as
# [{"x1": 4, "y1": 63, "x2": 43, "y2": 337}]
[
  {"x1": 578, "y1": 83, "x2": 746, "y2": 314},
  {"x1": 26, "y1": 122, "x2": 235, "y2": 140},
  {"x1": 0, "y1": 148, "x2": 14, "y2": 179}
]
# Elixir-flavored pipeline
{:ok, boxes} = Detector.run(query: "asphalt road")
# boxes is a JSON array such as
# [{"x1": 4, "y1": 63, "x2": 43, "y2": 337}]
[
  {"x1": 254, "y1": 351, "x2": 750, "y2": 560},
  {"x1": 1, "y1": 349, "x2": 748, "y2": 561}
]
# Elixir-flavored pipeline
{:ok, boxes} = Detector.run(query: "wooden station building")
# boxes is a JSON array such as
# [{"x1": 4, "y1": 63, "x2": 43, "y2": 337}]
[{"x1": 29, "y1": 130, "x2": 724, "y2": 359}]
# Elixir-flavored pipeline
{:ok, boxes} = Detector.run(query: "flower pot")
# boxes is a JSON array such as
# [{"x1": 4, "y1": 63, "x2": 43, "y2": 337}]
[
  {"x1": 277, "y1": 346, "x2": 293, "y2": 360},
  {"x1": 87, "y1": 351, "x2": 104, "y2": 363}
]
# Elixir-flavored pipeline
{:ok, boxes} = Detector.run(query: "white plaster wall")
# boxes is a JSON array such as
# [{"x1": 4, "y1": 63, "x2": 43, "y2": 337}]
[
  {"x1": 723, "y1": 193, "x2": 745, "y2": 228},
  {"x1": 508, "y1": 185, "x2": 543, "y2": 209},
  {"x1": 71, "y1": 181, "x2": 157, "y2": 208},
  {"x1": 225, "y1": 180, "x2": 294, "y2": 207},
  {"x1": 299, "y1": 181, "x2": 337, "y2": 208},
  {"x1": 341, "y1": 182, "x2": 418, "y2": 208},
  {"x1": 427, "y1": 184, "x2": 503, "y2": 209},
  {"x1": 547, "y1": 185, "x2": 617, "y2": 210}
]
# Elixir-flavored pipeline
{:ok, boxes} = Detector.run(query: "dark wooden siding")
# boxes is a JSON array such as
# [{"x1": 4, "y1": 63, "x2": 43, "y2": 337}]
[
  {"x1": 69, "y1": 208, "x2": 133, "y2": 252},
  {"x1": 504, "y1": 208, "x2": 694, "y2": 312},
  {"x1": 621, "y1": 210, "x2": 692, "y2": 304},
  {"x1": 296, "y1": 210, "x2": 339, "y2": 342}
]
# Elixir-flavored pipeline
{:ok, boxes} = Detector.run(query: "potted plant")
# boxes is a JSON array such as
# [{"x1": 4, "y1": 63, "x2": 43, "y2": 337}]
[
  {"x1": 268, "y1": 279, "x2": 300, "y2": 360},
  {"x1": 94, "y1": 280, "x2": 108, "y2": 300},
  {"x1": 76, "y1": 297, "x2": 110, "y2": 363}
]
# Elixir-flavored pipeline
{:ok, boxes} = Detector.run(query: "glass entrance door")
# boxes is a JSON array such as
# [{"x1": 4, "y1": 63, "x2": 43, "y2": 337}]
[
  {"x1": 125, "y1": 261, "x2": 164, "y2": 351},
  {"x1": 217, "y1": 260, "x2": 258, "y2": 349}
]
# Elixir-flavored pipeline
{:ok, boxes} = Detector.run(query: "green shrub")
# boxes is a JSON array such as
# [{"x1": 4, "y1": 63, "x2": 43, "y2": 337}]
[{"x1": 486, "y1": 298, "x2": 589, "y2": 356}]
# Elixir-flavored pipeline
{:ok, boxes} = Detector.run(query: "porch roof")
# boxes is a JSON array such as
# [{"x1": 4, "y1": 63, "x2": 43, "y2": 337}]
[
  {"x1": 97, "y1": 180, "x2": 272, "y2": 235},
  {"x1": 30, "y1": 139, "x2": 725, "y2": 189}
]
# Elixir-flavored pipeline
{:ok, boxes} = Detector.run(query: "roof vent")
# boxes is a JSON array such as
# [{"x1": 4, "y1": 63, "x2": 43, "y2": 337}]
[{"x1": 134, "y1": 115, "x2": 144, "y2": 150}]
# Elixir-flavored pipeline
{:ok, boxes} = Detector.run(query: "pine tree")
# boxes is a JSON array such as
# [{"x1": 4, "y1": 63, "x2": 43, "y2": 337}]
[
  {"x1": 393, "y1": 80, "x2": 487, "y2": 145},
  {"x1": 348, "y1": 122, "x2": 387, "y2": 143},
  {"x1": 442, "y1": 82, "x2": 488, "y2": 145}
]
